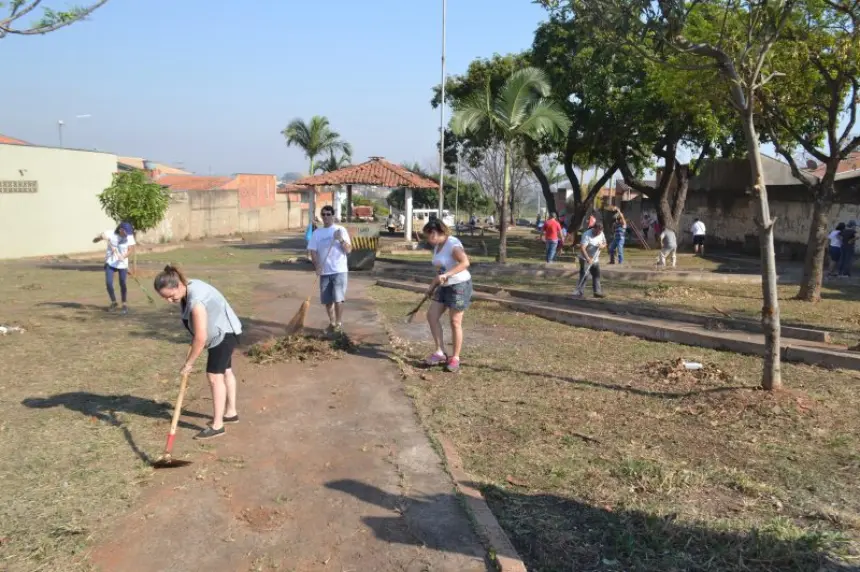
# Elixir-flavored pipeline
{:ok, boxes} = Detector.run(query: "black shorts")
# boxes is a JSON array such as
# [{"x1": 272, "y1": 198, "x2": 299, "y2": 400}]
[
  {"x1": 693, "y1": 235, "x2": 705, "y2": 246},
  {"x1": 207, "y1": 334, "x2": 239, "y2": 374}
]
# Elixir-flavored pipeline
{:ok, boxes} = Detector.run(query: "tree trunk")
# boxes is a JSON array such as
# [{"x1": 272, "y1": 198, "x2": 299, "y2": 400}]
[
  {"x1": 499, "y1": 143, "x2": 511, "y2": 264},
  {"x1": 669, "y1": 164, "x2": 690, "y2": 232},
  {"x1": 797, "y1": 192, "x2": 831, "y2": 302},
  {"x1": 741, "y1": 115, "x2": 782, "y2": 390},
  {"x1": 526, "y1": 151, "x2": 557, "y2": 215}
]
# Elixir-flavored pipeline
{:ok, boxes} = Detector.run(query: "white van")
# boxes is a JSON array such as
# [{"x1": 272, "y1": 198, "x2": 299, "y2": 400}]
[{"x1": 412, "y1": 208, "x2": 455, "y2": 228}]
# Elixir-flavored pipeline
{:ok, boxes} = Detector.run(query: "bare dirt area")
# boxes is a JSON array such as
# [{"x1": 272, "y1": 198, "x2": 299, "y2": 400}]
[
  {"x1": 0, "y1": 243, "x2": 488, "y2": 572},
  {"x1": 371, "y1": 285, "x2": 860, "y2": 572}
]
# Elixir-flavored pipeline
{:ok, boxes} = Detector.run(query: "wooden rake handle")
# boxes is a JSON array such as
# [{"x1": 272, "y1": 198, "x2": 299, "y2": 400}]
[{"x1": 164, "y1": 373, "x2": 190, "y2": 455}]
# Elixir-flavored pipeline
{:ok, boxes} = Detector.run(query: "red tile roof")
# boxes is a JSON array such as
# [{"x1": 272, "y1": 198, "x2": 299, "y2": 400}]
[
  {"x1": 808, "y1": 152, "x2": 860, "y2": 178},
  {"x1": 292, "y1": 157, "x2": 438, "y2": 189},
  {"x1": 277, "y1": 183, "x2": 305, "y2": 193},
  {"x1": 157, "y1": 174, "x2": 234, "y2": 191},
  {"x1": 0, "y1": 133, "x2": 29, "y2": 145}
]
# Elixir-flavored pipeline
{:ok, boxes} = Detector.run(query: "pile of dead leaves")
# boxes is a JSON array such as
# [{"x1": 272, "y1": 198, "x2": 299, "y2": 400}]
[
  {"x1": 641, "y1": 358, "x2": 733, "y2": 385},
  {"x1": 644, "y1": 284, "x2": 713, "y2": 301},
  {"x1": 247, "y1": 333, "x2": 355, "y2": 365}
]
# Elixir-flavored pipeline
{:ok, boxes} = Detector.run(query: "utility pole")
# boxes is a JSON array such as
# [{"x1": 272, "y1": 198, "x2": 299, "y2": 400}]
[
  {"x1": 57, "y1": 120, "x2": 64, "y2": 147},
  {"x1": 437, "y1": 0, "x2": 447, "y2": 218},
  {"x1": 454, "y1": 151, "x2": 460, "y2": 234}
]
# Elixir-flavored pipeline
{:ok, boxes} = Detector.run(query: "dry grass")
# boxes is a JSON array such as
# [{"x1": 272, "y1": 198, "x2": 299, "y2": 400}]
[
  {"x1": 247, "y1": 333, "x2": 355, "y2": 365},
  {"x1": 371, "y1": 286, "x2": 860, "y2": 571},
  {"x1": 0, "y1": 245, "x2": 281, "y2": 571}
]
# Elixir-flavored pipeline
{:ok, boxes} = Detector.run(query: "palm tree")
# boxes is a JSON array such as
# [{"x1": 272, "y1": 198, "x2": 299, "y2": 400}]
[
  {"x1": 451, "y1": 67, "x2": 570, "y2": 263},
  {"x1": 281, "y1": 115, "x2": 352, "y2": 176},
  {"x1": 315, "y1": 150, "x2": 352, "y2": 173}
]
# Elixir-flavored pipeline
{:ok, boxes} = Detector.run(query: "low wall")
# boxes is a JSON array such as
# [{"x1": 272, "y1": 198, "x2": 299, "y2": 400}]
[
  {"x1": 141, "y1": 190, "x2": 301, "y2": 243},
  {"x1": 683, "y1": 186, "x2": 860, "y2": 260}
]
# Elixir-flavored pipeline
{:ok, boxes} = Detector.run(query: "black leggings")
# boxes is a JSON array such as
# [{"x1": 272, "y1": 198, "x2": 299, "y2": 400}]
[{"x1": 105, "y1": 264, "x2": 128, "y2": 303}]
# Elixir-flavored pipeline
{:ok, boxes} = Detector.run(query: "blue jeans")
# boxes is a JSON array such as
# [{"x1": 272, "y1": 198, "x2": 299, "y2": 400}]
[
  {"x1": 609, "y1": 239, "x2": 625, "y2": 264},
  {"x1": 839, "y1": 247, "x2": 855, "y2": 276},
  {"x1": 105, "y1": 264, "x2": 128, "y2": 303},
  {"x1": 545, "y1": 240, "x2": 559, "y2": 263}
]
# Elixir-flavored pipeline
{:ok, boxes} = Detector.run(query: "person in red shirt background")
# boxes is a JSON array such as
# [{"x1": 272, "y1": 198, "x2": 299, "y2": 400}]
[{"x1": 541, "y1": 212, "x2": 563, "y2": 263}]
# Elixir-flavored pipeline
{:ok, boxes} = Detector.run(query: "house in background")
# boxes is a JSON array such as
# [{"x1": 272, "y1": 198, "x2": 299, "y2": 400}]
[
  {"x1": 138, "y1": 172, "x2": 300, "y2": 243},
  {"x1": 117, "y1": 156, "x2": 191, "y2": 176},
  {"x1": 0, "y1": 134, "x2": 116, "y2": 259}
]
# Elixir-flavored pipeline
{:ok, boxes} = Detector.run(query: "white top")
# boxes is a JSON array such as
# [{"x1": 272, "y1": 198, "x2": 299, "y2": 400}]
[
  {"x1": 829, "y1": 229, "x2": 843, "y2": 248},
  {"x1": 308, "y1": 225, "x2": 352, "y2": 276},
  {"x1": 432, "y1": 236, "x2": 471, "y2": 285},
  {"x1": 691, "y1": 221, "x2": 706, "y2": 236},
  {"x1": 578, "y1": 228, "x2": 607, "y2": 262},
  {"x1": 102, "y1": 230, "x2": 136, "y2": 269}
]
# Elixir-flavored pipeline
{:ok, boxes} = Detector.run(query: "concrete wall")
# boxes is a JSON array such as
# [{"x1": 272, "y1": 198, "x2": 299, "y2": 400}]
[
  {"x1": 141, "y1": 190, "x2": 302, "y2": 243},
  {"x1": 0, "y1": 144, "x2": 117, "y2": 259},
  {"x1": 683, "y1": 186, "x2": 860, "y2": 260}
]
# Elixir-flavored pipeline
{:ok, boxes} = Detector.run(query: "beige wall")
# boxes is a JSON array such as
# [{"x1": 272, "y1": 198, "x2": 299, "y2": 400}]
[
  {"x1": 683, "y1": 190, "x2": 860, "y2": 259},
  {"x1": 0, "y1": 144, "x2": 117, "y2": 259},
  {"x1": 141, "y1": 190, "x2": 302, "y2": 243}
]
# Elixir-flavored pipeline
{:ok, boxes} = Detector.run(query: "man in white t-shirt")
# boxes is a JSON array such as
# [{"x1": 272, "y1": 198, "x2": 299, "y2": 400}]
[
  {"x1": 574, "y1": 222, "x2": 607, "y2": 298},
  {"x1": 691, "y1": 218, "x2": 706, "y2": 256},
  {"x1": 92, "y1": 221, "x2": 136, "y2": 313},
  {"x1": 307, "y1": 205, "x2": 353, "y2": 333}
]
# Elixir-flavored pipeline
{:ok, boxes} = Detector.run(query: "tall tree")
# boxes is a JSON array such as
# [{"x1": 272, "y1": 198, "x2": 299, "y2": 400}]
[
  {"x1": 762, "y1": 0, "x2": 860, "y2": 302},
  {"x1": 451, "y1": 67, "x2": 570, "y2": 263},
  {"x1": 281, "y1": 116, "x2": 352, "y2": 176},
  {"x1": 0, "y1": 0, "x2": 108, "y2": 37},
  {"x1": 568, "y1": 0, "x2": 795, "y2": 390},
  {"x1": 533, "y1": 4, "x2": 735, "y2": 232},
  {"x1": 314, "y1": 150, "x2": 352, "y2": 174},
  {"x1": 462, "y1": 143, "x2": 534, "y2": 223}
]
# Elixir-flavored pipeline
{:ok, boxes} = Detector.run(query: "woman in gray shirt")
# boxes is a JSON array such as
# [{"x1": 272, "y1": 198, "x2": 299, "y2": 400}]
[{"x1": 154, "y1": 265, "x2": 243, "y2": 440}]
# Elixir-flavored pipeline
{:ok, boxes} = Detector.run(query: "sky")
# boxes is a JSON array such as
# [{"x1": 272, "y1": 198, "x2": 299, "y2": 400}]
[{"x1": 1, "y1": 0, "x2": 547, "y2": 176}]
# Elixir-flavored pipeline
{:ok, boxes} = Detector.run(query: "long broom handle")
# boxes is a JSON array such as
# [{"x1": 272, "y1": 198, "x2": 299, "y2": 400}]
[{"x1": 164, "y1": 373, "x2": 190, "y2": 454}]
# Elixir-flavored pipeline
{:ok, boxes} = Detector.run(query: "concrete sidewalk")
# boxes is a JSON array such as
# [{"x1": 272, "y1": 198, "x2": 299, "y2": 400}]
[{"x1": 89, "y1": 271, "x2": 489, "y2": 571}]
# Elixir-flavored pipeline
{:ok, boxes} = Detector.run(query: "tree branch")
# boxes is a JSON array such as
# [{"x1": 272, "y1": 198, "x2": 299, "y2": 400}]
[
  {"x1": 767, "y1": 128, "x2": 817, "y2": 191},
  {"x1": 0, "y1": 0, "x2": 41, "y2": 30},
  {"x1": 839, "y1": 79, "x2": 859, "y2": 148},
  {"x1": 1, "y1": 0, "x2": 109, "y2": 35}
]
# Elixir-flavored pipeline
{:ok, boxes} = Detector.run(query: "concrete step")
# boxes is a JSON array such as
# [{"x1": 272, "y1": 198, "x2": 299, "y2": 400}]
[
  {"x1": 375, "y1": 278, "x2": 860, "y2": 372},
  {"x1": 373, "y1": 269, "x2": 831, "y2": 344}
]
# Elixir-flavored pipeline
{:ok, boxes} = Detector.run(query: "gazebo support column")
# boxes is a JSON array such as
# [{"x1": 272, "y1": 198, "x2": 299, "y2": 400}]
[
  {"x1": 346, "y1": 184, "x2": 353, "y2": 223},
  {"x1": 404, "y1": 188, "x2": 414, "y2": 242}
]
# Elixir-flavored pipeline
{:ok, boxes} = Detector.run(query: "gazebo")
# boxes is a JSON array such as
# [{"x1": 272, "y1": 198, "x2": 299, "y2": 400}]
[{"x1": 292, "y1": 156, "x2": 439, "y2": 240}]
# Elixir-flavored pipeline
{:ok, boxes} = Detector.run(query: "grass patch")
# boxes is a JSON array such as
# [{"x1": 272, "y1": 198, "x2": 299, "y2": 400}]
[
  {"x1": 371, "y1": 285, "x2": 860, "y2": 571},
  {"x1": 0, "y1": 244, "x2": 269, "y2": 571}
]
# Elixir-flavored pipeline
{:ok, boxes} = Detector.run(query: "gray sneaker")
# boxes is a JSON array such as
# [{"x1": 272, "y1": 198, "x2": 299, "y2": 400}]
[
  {"x1": 108, "y1": 302, "x2": 119, "y2": 312},
  {"x1": 120, "y1": 305, "x2": 129, "y2": 315}
]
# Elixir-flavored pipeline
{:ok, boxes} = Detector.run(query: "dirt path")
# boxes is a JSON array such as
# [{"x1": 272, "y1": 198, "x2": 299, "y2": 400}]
[{"x1": 89, "y1": 269, "x2": 488, "y2": 572}]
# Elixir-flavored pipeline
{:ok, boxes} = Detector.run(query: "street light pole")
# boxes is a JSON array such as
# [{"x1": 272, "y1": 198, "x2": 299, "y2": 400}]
[
  {"x1": 437, "y1": 0, "x2": 447, "y2": 218},
  {"x1": 454, "y1": 151, "x2": 460, "y2": 234},
  {"x1": 57, "y1": 120, "x2": 64, "y2": 147}
]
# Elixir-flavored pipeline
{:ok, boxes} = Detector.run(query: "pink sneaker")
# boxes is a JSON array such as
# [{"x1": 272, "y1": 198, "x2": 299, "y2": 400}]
[
  {"x1": 425, "y1": 351, "x2": 447, "y2": 366},
  {"x1": 445, "y1": 356, "x2": 461, "y2": 372}
]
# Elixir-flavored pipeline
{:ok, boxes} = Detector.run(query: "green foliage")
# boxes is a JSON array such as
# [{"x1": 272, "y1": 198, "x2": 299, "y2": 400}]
[
  {"x1": 451, "y1": 66, "x2": 569, "y2": 262},
  {"x1": 0, "y1": 0, "x2": 109, "y2": 37},
  {"x1": 98, "y1": 171, "x2": 170, "y2": 232},
  {"x1": 315, "y1": 150, "x2": 352, "y2": 174},
  {"x1": 281, "y1": 115, "x2": 352, "y2": 175}
]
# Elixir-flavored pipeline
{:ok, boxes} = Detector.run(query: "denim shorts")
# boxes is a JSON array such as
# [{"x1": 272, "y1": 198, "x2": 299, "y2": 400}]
[
  {"x1": 432, "y1": 279, "x2": 473, "y2": 312},
  {"x1": 320, "y1": 272, "x2": 348, "y2": 304}
]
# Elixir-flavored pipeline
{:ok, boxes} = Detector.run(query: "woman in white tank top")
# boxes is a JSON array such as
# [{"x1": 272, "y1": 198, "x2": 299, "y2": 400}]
[{"x1": 423, "y1": 219, "x2": 473, "y2": 373}]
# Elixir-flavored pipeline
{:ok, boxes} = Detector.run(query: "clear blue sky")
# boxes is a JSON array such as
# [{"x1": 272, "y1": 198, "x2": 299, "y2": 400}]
[{"x1": 1, "y1": 0, "x2": 546, "y2": 176}]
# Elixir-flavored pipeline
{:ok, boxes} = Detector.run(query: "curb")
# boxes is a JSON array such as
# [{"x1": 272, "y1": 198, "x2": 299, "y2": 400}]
[
  {"x1": 437, "y1": 436, "x2": 528, "y2": 572},
  {"x1": 372, "y1": 269, "x2": 830, "y2": 344},
  {"x1": 375, "y1": 278, "x2": 860, "y2": 372},
  {"x1": 375, "y1": 256, "x2": 768, "y2": 284}
]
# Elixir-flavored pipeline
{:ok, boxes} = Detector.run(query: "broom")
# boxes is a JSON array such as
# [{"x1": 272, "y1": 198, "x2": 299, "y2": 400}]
[
  {"x1": 285, "y1": 232, "x2": 340, "y2": 335},
  {"x1": 109, "y1": 244, "x2": 155, "y2": 304},
  {"x1": 405, "y1": 284, "x2": 438, "y2": 323},
  {"x1": 151, "y1": 372, "x2": 193, "y2": 469}
]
